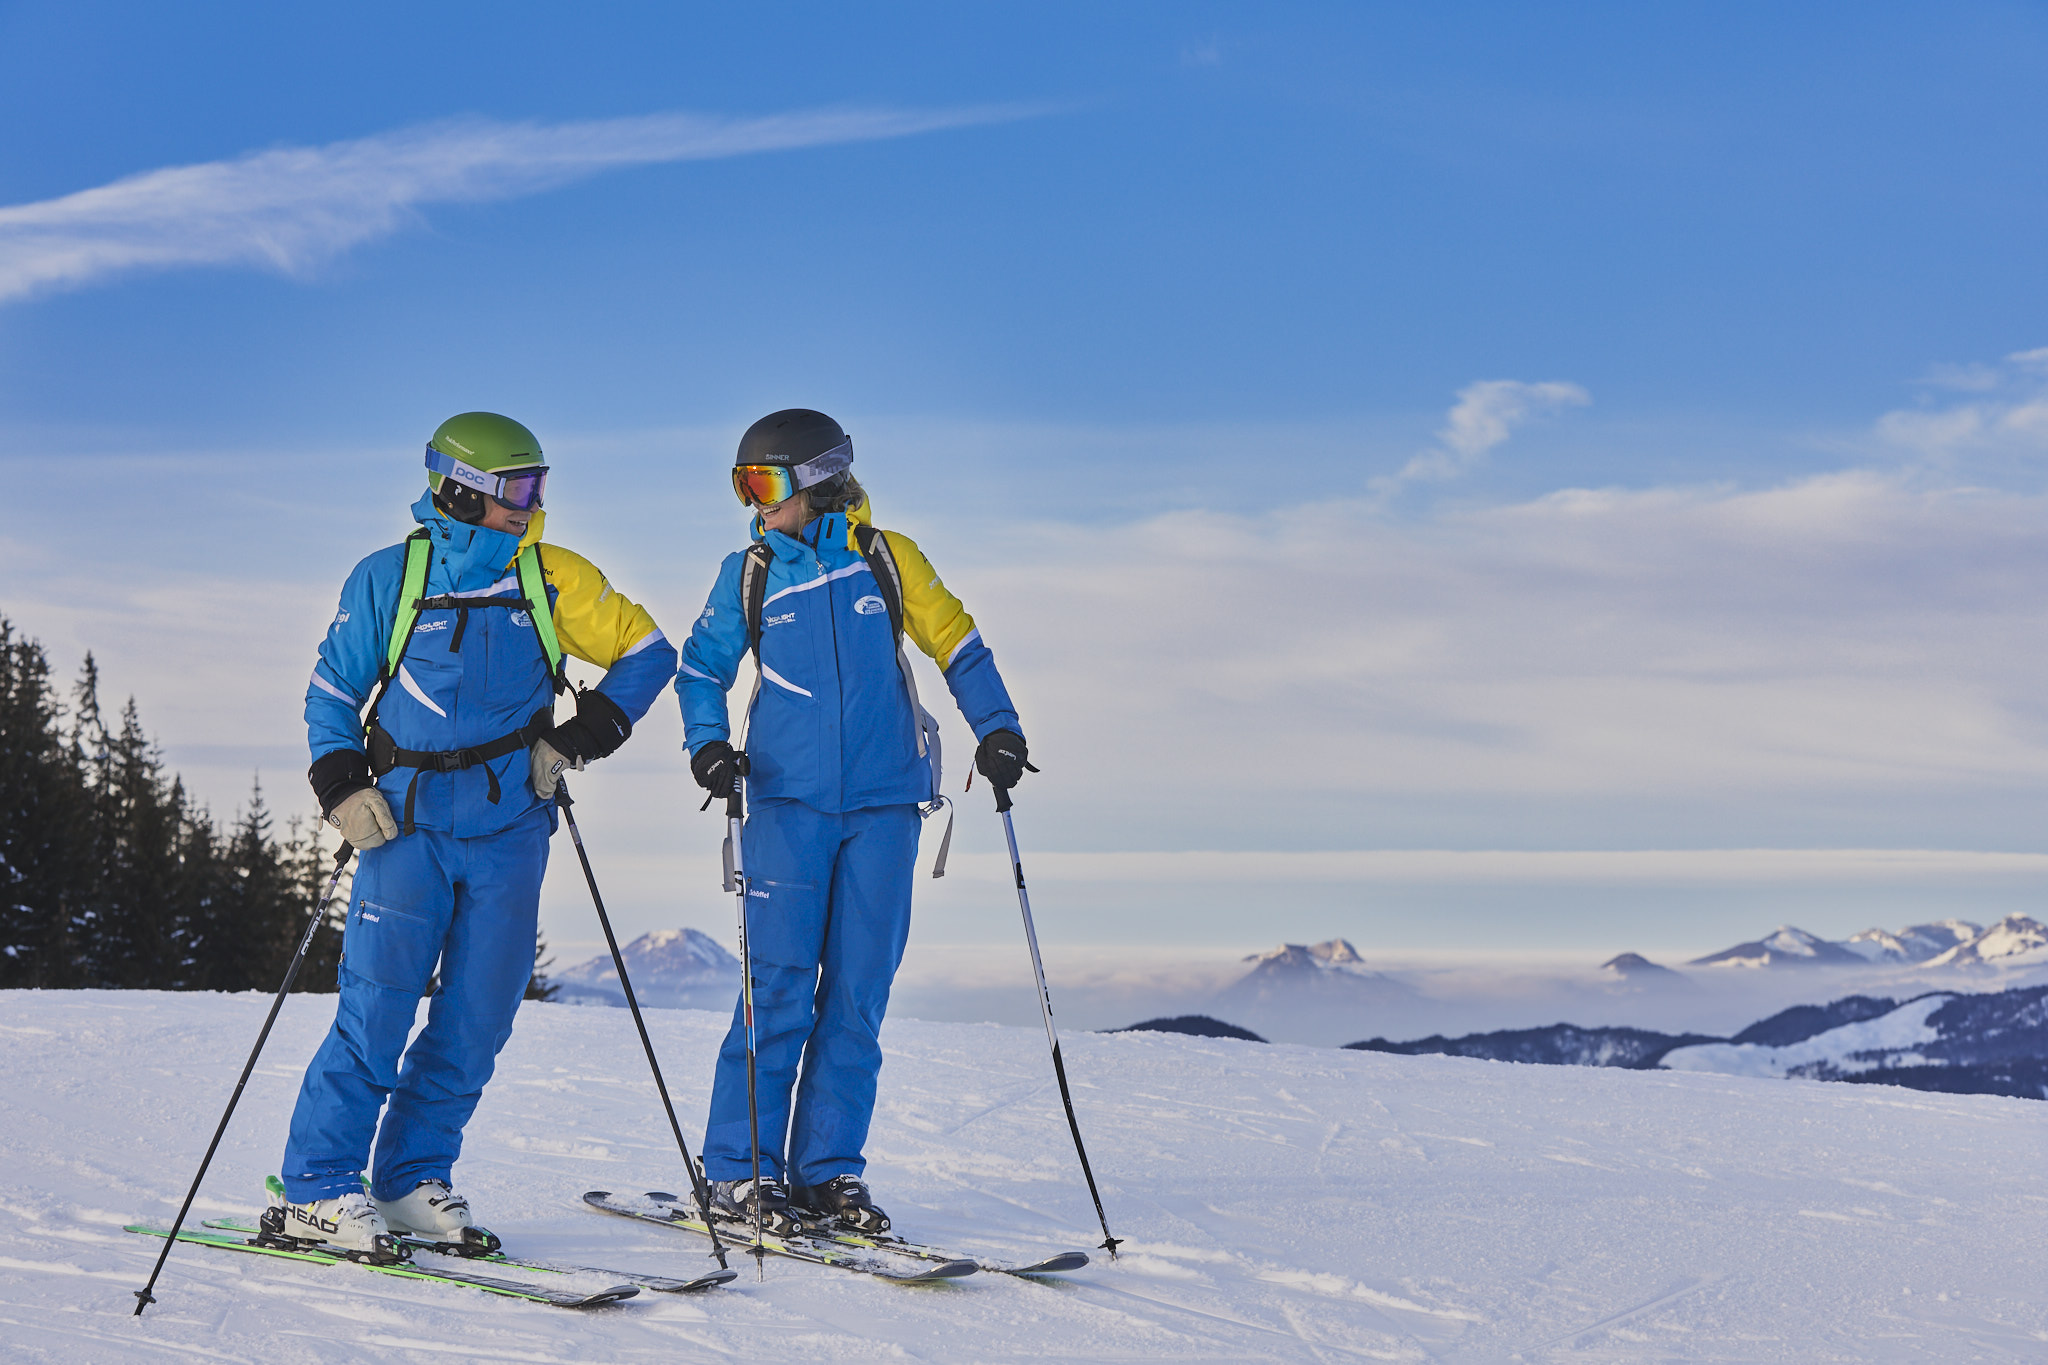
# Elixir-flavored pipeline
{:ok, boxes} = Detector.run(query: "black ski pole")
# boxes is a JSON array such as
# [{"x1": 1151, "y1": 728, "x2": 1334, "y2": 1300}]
[
  {"x1": 555, "y1": 782, "x2": 727, "y2": 1269},
  {"x1": 994, "y1": 785, "x2": 1123, "y2": 1258},
  {"x1": 134, "y1": 840, "x2": 356, "y2": 1316},
  {"x1": 721, "y1": 756, "x2": 769, "y2": 1276}
]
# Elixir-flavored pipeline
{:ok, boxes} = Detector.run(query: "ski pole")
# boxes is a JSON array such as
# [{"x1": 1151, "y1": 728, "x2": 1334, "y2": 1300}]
[
  {"x1": 134, "y1": 840, "x2": 356, "y2": 1316},
  {"x1": 722, "y1": 755, "x2": 769, "y2": 1276},
  {"x1": 555, "y1": 782, "x2": 728, "y2": 1269},
  {"x1": 993, "y1": 785, "x2": 1123, "y2": 1258}
]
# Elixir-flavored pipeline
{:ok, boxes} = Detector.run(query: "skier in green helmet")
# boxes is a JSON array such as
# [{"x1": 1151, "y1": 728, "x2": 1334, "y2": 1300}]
[{"x1": 274, "y1": 412, "x2": 678, "y2": 1258}]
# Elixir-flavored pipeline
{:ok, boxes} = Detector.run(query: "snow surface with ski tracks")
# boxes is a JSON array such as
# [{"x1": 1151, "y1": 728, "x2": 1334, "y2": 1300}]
[{"x1": 2, "y1": 989, "x2": 2045, "y2": 1362}]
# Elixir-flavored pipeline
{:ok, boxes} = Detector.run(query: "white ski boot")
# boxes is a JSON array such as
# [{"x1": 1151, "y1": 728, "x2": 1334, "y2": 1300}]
[
  {"x1": 262, "y1": 1182, "x2": 399, "y2": 1259},
  {"x1": 373, "y1": 1179, "x2": 499, "y2": 1254}
]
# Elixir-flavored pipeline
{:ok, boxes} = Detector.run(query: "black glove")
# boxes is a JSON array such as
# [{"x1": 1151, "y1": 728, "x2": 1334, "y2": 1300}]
[
  {"x1": 691, "y1": 739, "x2": 741, "y2": 798},
  {"x1": 308, "y1": 748, "x2": 375, "y2": 816},
  {"x1": 548, "y1": 688, "x2": 633, "y2": 765},
  {"x1": 974, "y1": 730, "x2": 1037, "y2": 790}
]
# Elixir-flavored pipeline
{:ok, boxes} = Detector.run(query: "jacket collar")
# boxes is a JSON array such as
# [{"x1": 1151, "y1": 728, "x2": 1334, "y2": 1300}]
[
  {"x1": 750, "y1": 497, "x2": 872, "y2": 564},
  {"x1": 409, "y1": 492, "x2": 543, "y2": 590}
]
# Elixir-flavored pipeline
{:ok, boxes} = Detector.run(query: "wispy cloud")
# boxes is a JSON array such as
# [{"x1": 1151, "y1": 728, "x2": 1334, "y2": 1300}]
[
  {"x1": 1876, "y1": 345, "x2": 2048, "y2": 465},
  {"x1": 0, "y1": 104, "x2": 1038, "y2": 305},
  {"x1": 1376, "y1": 378, "x2": 1590, "y2": 493}
]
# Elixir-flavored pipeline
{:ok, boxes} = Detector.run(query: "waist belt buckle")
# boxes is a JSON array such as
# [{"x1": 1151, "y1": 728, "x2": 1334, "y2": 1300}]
[{"x1": 433, "y1": 749, "x2": 470, "y2": 773}]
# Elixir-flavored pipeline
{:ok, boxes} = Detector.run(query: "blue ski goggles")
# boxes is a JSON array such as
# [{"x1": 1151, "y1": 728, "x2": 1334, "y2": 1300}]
[{"x1": 426, "y1": 445, "x2": 548, "y2": 511}]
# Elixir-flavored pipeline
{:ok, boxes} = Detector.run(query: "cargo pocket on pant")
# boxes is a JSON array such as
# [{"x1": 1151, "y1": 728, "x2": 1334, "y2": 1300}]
[
  {"x1": 345, "y1": 897, "x2": 440, "y2": 996},
  {"x1": 746, "y1": 879, "x2": 822, "y2": 970}
]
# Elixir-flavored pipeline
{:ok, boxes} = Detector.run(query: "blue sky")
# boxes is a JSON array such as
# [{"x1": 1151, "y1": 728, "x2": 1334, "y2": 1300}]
[{"x1": 7, "y1": 2, "x2": 2048, "y2": 965}]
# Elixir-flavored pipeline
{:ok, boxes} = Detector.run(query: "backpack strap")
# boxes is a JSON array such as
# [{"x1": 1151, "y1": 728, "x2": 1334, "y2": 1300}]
[
  {"x1": 363, "y1": 530, "x2": 435, "y2": 734},
  {"x1": 740, "y1": 542, "x2": 773, "y2": 656},
  {"x1": 359, "y1": 534, "x2": 569, "y2": 833},
  {"x1": 851, "y1": 523, "x2": 905, "y2": 644},
  {"x1": 736, "y1": 542, "x2": 774, "y2": 748},
  {"x1": 851, "y1": 524, "x2": 951, "y2": 874},
  {"x1": 515, "y1": 543, "x2": 568, "y2": 694}
]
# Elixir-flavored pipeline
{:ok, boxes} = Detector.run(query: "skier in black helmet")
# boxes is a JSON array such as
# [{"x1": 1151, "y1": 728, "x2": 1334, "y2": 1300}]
[{"x1": 674, "y1": 409, "x2": 1032, "y2": 1235}]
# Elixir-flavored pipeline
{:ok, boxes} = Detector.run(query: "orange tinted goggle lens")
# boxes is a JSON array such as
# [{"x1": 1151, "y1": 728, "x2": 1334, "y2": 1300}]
[{"x1": 733, "y1": 465, "x2": 798, "y2": 506}]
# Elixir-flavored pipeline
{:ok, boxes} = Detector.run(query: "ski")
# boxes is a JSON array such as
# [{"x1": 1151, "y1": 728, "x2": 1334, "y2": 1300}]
[
  {"x1": 637, "y1": 1192, "x2": 1089, "y2": 1277},
  {"x1": 201, "y1": 1218, "x2": 735, "y2": 1294},
  {"x1": 583, "y1": 1190, "x2": 978, "y2": 1283},
  {"x1": 819, "y1": 1231, "x2": 1088, "y2": 1278},
  {"x1": 127, "y1": 1225, "x2": 640, "y2": 1307}
]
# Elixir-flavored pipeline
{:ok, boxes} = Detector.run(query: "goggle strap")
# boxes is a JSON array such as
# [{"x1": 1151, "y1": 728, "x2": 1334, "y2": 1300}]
[{"x1": 426, "y1": 446, "x2": 545, "y2": 508}]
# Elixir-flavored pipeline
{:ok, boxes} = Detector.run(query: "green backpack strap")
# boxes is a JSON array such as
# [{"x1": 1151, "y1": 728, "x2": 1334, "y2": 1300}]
[
  {"x1": 383, "y1": 530, "x2": 434, "y2": 681},
  {"x1": 515, "y1": 543, "x2": 567, "y2": 688}
]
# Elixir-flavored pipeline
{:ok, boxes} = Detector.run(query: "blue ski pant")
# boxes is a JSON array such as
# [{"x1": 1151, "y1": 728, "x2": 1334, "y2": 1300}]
[
  {"x1": 703, "y1": 799, "x2": 920, "y2": 1187},
  {"x1": 281, "y1": 806, "x2": 550, "y2": 1203}
]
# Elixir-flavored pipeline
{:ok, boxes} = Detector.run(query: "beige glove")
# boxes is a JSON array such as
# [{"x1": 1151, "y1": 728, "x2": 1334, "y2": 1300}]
[
  {"x1": 530, "y1": 735, "x2": 583, "y2": 800},
  {"x1": 327, "y1": 787, "x2": 398, "y2": 849}
]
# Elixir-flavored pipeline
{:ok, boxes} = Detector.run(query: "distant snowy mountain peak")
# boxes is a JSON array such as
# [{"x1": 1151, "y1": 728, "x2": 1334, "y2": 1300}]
[
  {"x1": 551, "y1": 927, "x2": 739, "y2": 1009},
  {"x1": 1762, "y1": 926, "x2": 1831, "y2": 956},
  {"x1": 1601, "y1": 952, "x2": 1679, "y2": 979},
  {"x1": 1214, "y1": 937, "x2": 1412, "y2": 1037},
  {"x1": 1844, "y1": 920, "x2": 1981, "y2": 964},
  {"x1": 1241, "y1": 939, "x2": 1372, "y2": 974},
  {"x1": 1842, "y1": 928, "x2": 1913, "y2": 963},
  {"x1": 1690, "y1": 925, "x2": 1866, "y2": 970},
  {"x1": 1924, "y1": 915, "x2": 2048, "y2": 969}
]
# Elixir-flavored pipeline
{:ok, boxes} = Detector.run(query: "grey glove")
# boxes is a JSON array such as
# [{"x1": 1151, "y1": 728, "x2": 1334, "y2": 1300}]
[
  {"x1": 530, "y1": 734, "x2": 583, "y2": 800},
  {"x1": 327, "y1": 787, "x2": 398, "y2": 849}
]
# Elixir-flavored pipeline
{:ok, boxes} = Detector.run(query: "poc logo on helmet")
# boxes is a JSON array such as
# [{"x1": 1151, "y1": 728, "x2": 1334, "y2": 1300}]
[{"x1": 854, "y1": 595, "x2": 888, "y2": 616}]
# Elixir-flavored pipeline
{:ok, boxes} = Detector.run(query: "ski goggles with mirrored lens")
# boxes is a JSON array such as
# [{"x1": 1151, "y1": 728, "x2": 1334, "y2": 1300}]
[
  {"x1": 426, "y1": 446, "x2": 549, "y2": 510},
  {"x1": 730, "y1": 436, "x2": 853, "y2": 506}
]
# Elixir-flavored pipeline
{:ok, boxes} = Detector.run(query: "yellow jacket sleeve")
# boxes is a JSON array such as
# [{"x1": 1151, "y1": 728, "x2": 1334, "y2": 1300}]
[
  {"x1": 880, "y1": 529, "x2": 980, "y2": 669},
  {"x1": 538, "y1": 544, "x2": 665, "y2": 670}
]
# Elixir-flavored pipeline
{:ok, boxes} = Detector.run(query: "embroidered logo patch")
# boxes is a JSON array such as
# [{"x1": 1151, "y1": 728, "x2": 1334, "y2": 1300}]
[
  {"x1": 413, "y1": 618, "x2": 450, "y2": 634},
  {"x1": 854, "y1": 595, "x2": 888, "y2": 616},
  {"x1": 510, "y1": 610, "x2": 531, "y2": 627},
  {"x1": 764, "y1": 611, "x2": 796, "y2": 627}
]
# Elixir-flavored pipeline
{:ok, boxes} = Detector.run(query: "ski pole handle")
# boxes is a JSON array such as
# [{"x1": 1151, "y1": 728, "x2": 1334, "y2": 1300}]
[{"x1": 725, "y1": 751, "x2": 750, "y2": 819}]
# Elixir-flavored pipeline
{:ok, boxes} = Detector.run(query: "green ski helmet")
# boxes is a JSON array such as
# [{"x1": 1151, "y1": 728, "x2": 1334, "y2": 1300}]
[{"x1": 425, "y1": 412, "x2": 548, "y2": 524}]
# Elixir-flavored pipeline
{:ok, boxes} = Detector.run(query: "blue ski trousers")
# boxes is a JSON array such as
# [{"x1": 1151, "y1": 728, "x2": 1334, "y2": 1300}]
[
  {"x1": 703, "y1": 798, "x2": 920, "y2": 1187},
  {"x1": 280, "y1": 806, "x2": 550, "y2": 1203}
]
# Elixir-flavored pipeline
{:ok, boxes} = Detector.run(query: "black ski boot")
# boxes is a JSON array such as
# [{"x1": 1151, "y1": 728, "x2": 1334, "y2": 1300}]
[
  {"x1": 709, "y1": 1177, "x2": 804, "y2": 1237},
  {"x1": 793, "y1": 1175, "x2": 891, "y2": 1234}
]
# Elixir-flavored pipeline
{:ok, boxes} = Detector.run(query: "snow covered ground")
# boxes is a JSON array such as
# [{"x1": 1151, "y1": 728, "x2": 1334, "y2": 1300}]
[{"x1": 5, "y1": 989, "x2": 2048, "y2": 1362}]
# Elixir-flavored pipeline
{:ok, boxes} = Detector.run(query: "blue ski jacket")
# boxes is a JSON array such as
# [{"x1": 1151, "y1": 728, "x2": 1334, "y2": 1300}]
[
  {"x1": 674, "y1": 498, "x2": 1021, "y2": 813},
  {"x1": 306, "y1": 493, "x2": 676, "y2": 837}
]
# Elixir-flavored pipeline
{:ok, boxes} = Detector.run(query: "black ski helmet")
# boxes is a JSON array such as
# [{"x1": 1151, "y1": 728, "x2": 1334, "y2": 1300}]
[{"x1": 736, "y1": 408, "x2": 856, "y2": 510}]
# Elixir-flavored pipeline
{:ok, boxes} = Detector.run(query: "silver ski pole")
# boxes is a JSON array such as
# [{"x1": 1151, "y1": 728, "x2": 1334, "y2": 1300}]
[
  {"x1": 723, "y1": 756, "x2": 768, "y2": 1276},
  {"x1": 993, "y1": 784, "x2": 1123, "y2": 1258},
  {"x1": 556, "y1": 782, "x2": 728, "y2": 1269},
  {"x1": 134, "y1": 840, "x2": 356, "y2": 1316}
]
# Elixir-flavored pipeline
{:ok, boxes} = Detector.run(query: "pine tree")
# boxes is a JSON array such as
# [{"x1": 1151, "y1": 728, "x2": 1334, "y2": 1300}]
[
  {"x1": 0, "y1": 629, "x2": 344, "y2": 993},
  {"x1": 278, "y1": 815, "x2": 349, "y2": 994},
  {"x1": 526, "y1": 929, "x2": 559, "y2": 1001},
  {"x1": 70, "y1": 676, "x2": 190, "y2": 989},
  {"x1": 0, "y1": 617, "x2": 86, "y2": 988}
]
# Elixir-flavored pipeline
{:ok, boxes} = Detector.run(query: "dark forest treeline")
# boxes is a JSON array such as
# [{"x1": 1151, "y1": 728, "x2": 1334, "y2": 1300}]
[{"x1": 0, "y1": 616, "x2": 554, "y2": 997}]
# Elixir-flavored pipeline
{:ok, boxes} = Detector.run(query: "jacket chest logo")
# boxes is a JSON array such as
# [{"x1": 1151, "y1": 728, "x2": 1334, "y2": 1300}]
[
  {"x1": 854, "y1": 595, "x2": 887, "y2": 616},
  {"x1": 764, "y1": 611, "x2": 796, "y2": 627},
  {"x1": 413, "y1": 619, "x2": 449, "y2": 634}
]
